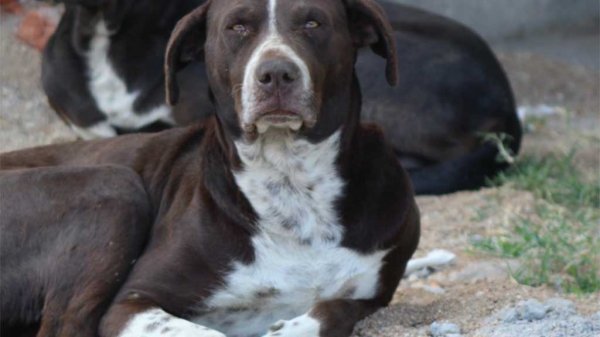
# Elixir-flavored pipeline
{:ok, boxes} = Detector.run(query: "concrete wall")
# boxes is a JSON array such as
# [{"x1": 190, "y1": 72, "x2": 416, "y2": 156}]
[{"x1": 392, "y1": 0, "x2": 600, "y2": 40}]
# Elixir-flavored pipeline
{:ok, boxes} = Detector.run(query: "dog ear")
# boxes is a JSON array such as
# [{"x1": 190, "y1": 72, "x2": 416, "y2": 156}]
[
  {"x1": 71, "y1": 5, "x2": 99, "y2": 55},
  {"x1": 66, "y1": 0, "x2": 135, "y2": 32},
  {"x1": 103, "y1": 0, "x2": 136, "y2": 33},
  {"x1": 347, "y1": 0, "x2": 398, "y2": 86},
  {"x1": 165, "y1": 1, "x2": 211, "y2": 106},
  {"x1": 69, "y1": 0, "x2": 134, "y2": 55}
]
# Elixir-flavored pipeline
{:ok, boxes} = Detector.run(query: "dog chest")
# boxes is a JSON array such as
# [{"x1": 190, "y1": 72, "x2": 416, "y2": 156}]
[
  {"x1": 192, "y1": 131, "x2": 387, "y2": 337},
  {"x1": 195, "y1": 236, "x2": 386, "y2": 337},
  {"x1": 86, "y1": 21, "x2": 173, "y2": 129}
]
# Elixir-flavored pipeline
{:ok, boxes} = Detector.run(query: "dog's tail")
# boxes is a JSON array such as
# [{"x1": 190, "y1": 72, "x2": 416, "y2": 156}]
[
  {"x1": 407, "y1": 141, "x2": 517, "y2": 195},
  {"x1": 409, "y1": 98, "x2": 523, "y2": 195},
  {"x1": 407, "y1": 143, "x2": 505, "y2": 195}
]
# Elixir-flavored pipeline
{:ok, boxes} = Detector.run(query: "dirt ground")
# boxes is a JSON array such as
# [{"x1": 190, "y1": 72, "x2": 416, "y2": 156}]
[{"x1": 1, "y1": 4, "x2": 599, "y2": 337}]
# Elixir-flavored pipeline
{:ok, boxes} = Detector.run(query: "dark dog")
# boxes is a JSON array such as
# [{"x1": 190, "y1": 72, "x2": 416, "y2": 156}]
[
  {"x1": 41, "y1": 0, "x2": 522, "y2": 195},
  {"x1": 1, "y1": 0, "x2": 419, "y2": 336},
  {"x1": 41, "y1": 0, "x2": 209, "y2": 137}
]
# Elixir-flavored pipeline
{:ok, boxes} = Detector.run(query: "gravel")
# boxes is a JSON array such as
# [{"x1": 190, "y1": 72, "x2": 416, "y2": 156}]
[
  {"x1": 476, "y1": 298, "x2": 600, "y2": 337},
  {"x1": 501, "y1": 299, "x2": 549, "y2": 322}
]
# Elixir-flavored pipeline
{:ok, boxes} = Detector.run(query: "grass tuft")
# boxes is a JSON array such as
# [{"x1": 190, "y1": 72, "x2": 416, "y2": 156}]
[
  {"x1": 474, "y1": 152, "x2": 600, "y2": 294},
  {"x1": 493, "y1": 152, "x2": 599, "y2": 209}
]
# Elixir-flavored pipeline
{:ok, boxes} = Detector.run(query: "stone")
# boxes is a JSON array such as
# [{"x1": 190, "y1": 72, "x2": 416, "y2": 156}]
[
  {"x1": 430, "y1": 322, "x2": 461, "y2": 337},
  {"x1": 516, "y1": 299, "x2": 549, "y2": 321},
  {"x1": 545, "y1": 298, "x2": 577, "y2": 316},
  {"x1": 16, "y1": 10, "x2": 57, "y2": 51}
]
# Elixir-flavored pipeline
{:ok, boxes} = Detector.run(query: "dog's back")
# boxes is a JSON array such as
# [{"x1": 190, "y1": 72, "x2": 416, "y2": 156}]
[{"x1": 359, "y1": 2, "x2": 522, "y2": 194}]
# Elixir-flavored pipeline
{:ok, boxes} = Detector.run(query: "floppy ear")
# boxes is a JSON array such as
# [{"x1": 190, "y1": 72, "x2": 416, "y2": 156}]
[
  {"x1": 347, "y1": 0, "x2": 398, "y2": 86},
  {"x1": 66, "y1": 0, "x2": 135, "y2": 32},
  {"x1": 71, "y1": 5, "x2": 99, "y2": 55},
  {"x1": 165, "y1": 1, "x2": 211, "y2": 106},
  {"x1": 103, "y1": 0, "x2": 136, "y2": 33},
  {"x1": 69, "y1": 0, "x2": 134, "y2": 54}
]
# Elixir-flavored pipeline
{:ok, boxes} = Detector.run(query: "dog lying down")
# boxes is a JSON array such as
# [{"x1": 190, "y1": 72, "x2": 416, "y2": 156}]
[
  {"x1": 2, "y1": 1, "x2": 419, "y2": 336},
  {"x1": 41, "y1": 0, "x2": 522, "y2": 195}
]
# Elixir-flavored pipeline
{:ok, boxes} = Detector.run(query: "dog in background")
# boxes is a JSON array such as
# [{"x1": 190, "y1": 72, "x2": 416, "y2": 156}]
[
  {"x1": 40, "y1": 0, "x2": 521, "y2": 194},
  {"x1": 41, "y1": 0, "x2": 209, "y2": 137}
]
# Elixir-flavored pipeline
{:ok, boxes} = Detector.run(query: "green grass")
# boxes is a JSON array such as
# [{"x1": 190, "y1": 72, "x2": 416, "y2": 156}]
[
  {"x1": 473, "y1": 152, "x2": 600, "y2": 294},
  {"x1": 493, "y1": 152, "x2": 599, "y2": 209}
]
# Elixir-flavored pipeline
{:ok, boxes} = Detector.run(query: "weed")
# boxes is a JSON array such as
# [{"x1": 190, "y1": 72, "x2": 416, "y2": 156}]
[
  {"x1": 493, "y1": 152, "x2": 599, "y2": 209},
  {"x1": 473, "y1": 152, "x2": 600, "y2": 294},
  {"x1": 480, "y1": 132, "x2": 516, "y2": 164}
]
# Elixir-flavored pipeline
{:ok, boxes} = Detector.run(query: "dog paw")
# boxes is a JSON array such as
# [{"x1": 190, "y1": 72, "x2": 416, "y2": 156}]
[
  {"x1": 263, "y1": 314, "x2": 320, "y2": 337},
  {"x1": 162, "y1": 325, "x2": 227, "y2": 337},
  {"x1": 119, "y1": 308, "x2": 226, "y2": 337}
]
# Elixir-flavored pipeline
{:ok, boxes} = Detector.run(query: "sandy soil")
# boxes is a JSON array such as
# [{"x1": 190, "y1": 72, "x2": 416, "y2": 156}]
[
  {"x1": 1, "y1": 9, "x2": 77, "y2": 152},
  {"x1": 1, "y1": 5, "x2": 598, "y2": 337}
]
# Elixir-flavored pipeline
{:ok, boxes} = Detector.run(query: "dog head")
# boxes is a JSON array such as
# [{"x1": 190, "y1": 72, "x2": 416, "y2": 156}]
[
  {"x1": 60, "y1": 0, "x2": 136, "y2": 54},
  {"x1": 166, "y1": 0, "x2": 397, "y2": 142}
]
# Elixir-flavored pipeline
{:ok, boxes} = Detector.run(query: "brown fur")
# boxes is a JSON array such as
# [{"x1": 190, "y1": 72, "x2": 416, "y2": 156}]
[{"x1": 0, "y1": 1, "x2": 420, "y2": 336}]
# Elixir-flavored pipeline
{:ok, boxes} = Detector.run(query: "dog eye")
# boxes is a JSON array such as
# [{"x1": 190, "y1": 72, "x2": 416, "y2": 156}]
[
  {"x1": 304, "y1": 20, "x2": 320, "y2": 29},
  {"x1": 231, "y1": 24, "x2": 249, "y2": 35}
]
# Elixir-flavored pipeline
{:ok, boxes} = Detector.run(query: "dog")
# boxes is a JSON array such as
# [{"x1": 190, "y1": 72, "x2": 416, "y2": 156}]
[
  {"x1": 1, "y1": 1, "x2": 420, "y2": 336},
  {"x1": 41, "y1": 0, "x2": 522, "y2": 195},
  {"x1": 41, "y1": 0, "x2": 209, "y2": 137}
]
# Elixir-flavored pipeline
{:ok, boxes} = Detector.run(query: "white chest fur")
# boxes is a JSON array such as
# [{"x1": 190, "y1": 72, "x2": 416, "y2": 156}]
[
  {"x1": 192, "y1": 131, "x2": 387, "y2": 337},
  {"x1": 86, "y1": 21, "x2": 173, "y2": 131}
]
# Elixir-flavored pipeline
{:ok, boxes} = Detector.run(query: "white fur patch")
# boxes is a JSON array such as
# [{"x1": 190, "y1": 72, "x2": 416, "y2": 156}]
[
  {"x1": 241, "y1": 0, "x2": 313, "y2": 127},
  {"x1": 85, "y1": 21, "x2": 174, "y2": 136},
  {"x1": 191, "y1": 130, "x2": 387, "y2": 337},
  {"x1": 263, "y1": 315, "x2": 320, "y2": 337},
  {"x1": 119, "y1": 308, "x2": 225, "y2": 337},
  {"x1": 69, "y1": 120, "x2": 117, "y2": 140}
]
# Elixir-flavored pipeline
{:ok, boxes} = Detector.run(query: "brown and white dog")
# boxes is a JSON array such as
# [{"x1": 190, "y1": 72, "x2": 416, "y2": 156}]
[
  {"x1": 41, "y1": 0, "x2": 522, "y2": 195},
  {"x1": 0, "y1": 0, "x2": 420, "y2": 336}
]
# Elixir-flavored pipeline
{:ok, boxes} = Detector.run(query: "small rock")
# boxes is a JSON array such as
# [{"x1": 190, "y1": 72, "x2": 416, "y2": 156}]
[
  {"x1": 477, "y1": 298, "x2": 599, "y2": 337},
  {"x1": 16, "y1": 10, "x2": 57, "y2": 51},
  {"x1": 517, "y1": 104, "x2": 565, "y2": 121},
  {"x1": 516, "y1": 299, "x2": 549, "y2": 321},
  {"x1": 405, "y1": 249, "x2": 456, "y2": 277},
  {"x1": 430, "y1": 321, "x2": 461, "y2": 337},
  {"x1": 419, "y1": 284, "x2": 446, "y2": 294},
  {"x1": 501, "y1": 308, "x2": 519, "y2": 323},
  {"x1": 545, "y1": 298, "x2": 576, "y2": 316}
]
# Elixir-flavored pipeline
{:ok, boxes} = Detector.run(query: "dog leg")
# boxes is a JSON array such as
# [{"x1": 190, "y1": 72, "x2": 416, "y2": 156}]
[
  {"x1": 104, "y1": 307, "x2": 225, "y2": 337},
  {"x1": 1, "y1": 166, "x2": 153, "y2": 337},
  {"x1": 263, "y1": 299, "x2": 379, "y2": 337}
]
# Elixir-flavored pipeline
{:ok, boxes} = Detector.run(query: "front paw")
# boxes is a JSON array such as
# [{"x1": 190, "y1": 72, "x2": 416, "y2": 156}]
[
  {"x1": 119, "y1": 309, "x2": 226, "y2": 337},
  {"x1": 128, "y1": 323, "x2": 226, "y2": 337},
  {"x1": 164, "y1": 326, "x2": 227, "y2": 337},
  {"x1": 263, "y1": 315, "x2": 320, "y2": 337}
]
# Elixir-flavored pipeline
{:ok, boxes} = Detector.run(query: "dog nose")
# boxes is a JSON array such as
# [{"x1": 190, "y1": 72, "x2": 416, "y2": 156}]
[{"x1": 256, "y1": 59, "x2": 300, "y2": 93}]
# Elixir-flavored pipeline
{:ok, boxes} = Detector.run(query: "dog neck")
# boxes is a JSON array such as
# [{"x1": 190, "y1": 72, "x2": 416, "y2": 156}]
[{"x1": 233, "y1": 129, "x2": 345, "y2": 244}]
